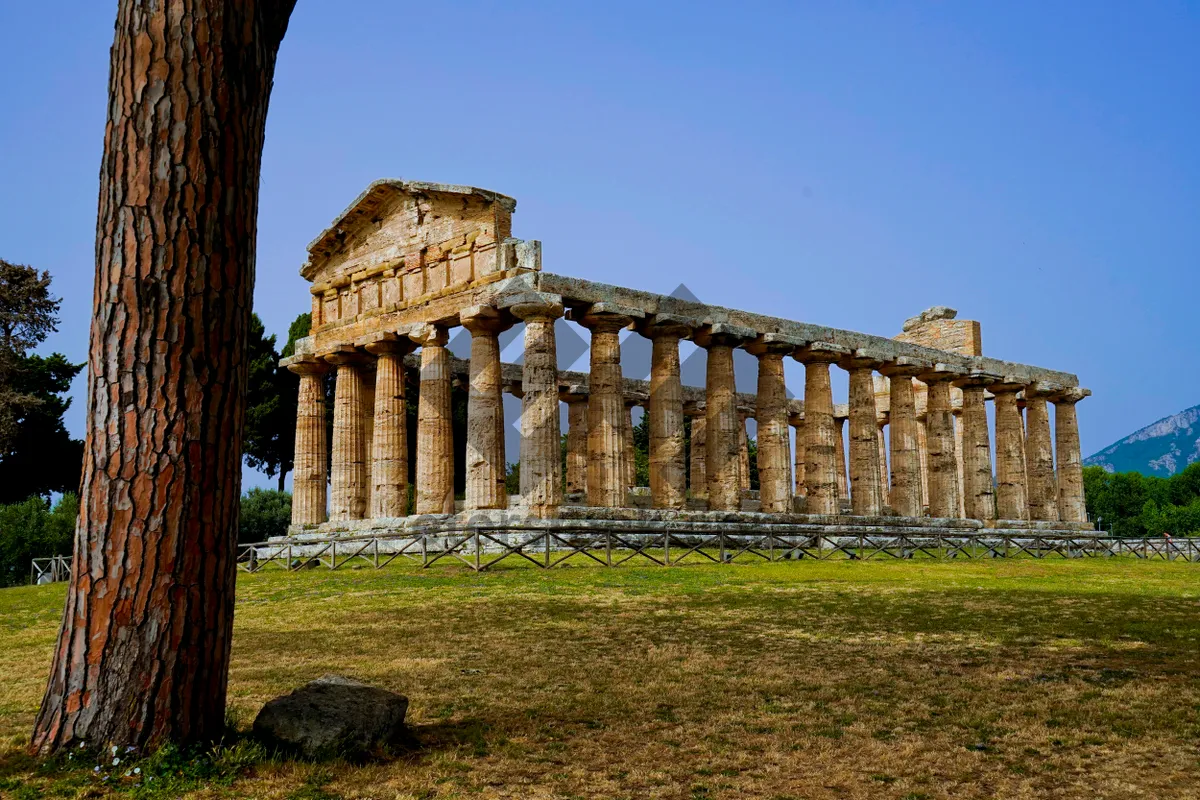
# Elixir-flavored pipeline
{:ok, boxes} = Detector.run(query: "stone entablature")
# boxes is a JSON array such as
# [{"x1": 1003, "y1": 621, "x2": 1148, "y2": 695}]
[{"x1": 283, "y1": 179, "x2": 1093, "y2": 536}]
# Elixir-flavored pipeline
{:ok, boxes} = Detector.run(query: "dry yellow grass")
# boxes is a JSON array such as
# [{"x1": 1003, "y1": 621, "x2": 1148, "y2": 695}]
[{"x1": 2, "y1": 557, "x2": 1199, "y2": 798}]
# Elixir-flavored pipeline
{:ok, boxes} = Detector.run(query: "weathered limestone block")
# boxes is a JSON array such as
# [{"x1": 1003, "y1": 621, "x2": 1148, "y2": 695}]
[
  {"x1": 840, "y1": 352, "x2": 884, "y2": 516},
  {"x1": 288, "y1": 358, "x2": 330, "y2": 525},
  {"x1": 576, "y1": 304, "x2": 642, "y2": 507},
  {"x1": 364, "y1": 335, "x2": 418, "y2": 518},
  {"x1": 746, "y1": 335, "x2": 797, "y2": 514},
  {"x1": 796, "y1": 343, "x2": 849, "y2": 515},
  {"x1": 895, "y1": 306, "x2": 982, "y2": 357},
  {"x1": 1052, "y1": 387, "x2": 1090, "y2": 524},
  {"x1": 991, "y1": 381, "x2": 1029, "y2": 521},
  {"x1": 788, "y1": 412, "x2": 806, "y2": 498},
  {"x1": 413, "y1": 324, "x2": 455, "y2": 515},
  {"x1": 1025, "y1": 384, "x2": 1059, "y2": 522},
  {"x1": 562, "y1": 388, "x2": 589, "y2": 497},
  {"x1": 644, "y1": 315, "x2": 696, "y2": 510},
  {"x1": 461, "y1": 306, "x2": 512, "y2": 510},
  {"x1": 326, "y1": 350, "x2": 370, "y2": 521},
  {"x1": 505, "y1": 292, "x2": 565, "y2": 518},
  {"x1": 920, "y1": 365, "x2": 965, "y2": 518},
  {"x1": 879, "y1": 359, "x2": 926, "y2": 518},
  {"x1": 685, "y1": 402, "x2": 708, "y2": 500},
  {"x1": 697, "y1": 324, "x2": 756, "y2": 512},
  {"x1": 955, "y1": 373, "x2": 999, "y2": 521}
]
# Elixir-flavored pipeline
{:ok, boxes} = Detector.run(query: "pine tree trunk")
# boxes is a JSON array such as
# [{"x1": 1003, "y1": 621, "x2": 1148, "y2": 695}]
[
  {"x1": 31, "y1": 0, "x2": 296, "y2": 754},
  {"x1": 278, "y1": 470, "x2": 287, "y2": 493}
]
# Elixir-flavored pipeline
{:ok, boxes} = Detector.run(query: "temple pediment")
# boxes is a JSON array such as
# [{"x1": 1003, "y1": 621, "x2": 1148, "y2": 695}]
[{"x1": 302, "y1": 179, "x2": 531, "y2": 332}]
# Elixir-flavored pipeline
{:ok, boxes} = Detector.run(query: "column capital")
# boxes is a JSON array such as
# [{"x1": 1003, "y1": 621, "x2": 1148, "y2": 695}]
[
  {"x1": 503, "y1": 379, "x2": 524, "y2": 399},
  {"x1": 989, "y1": 377, "x2": 1028, "y2": 395},
  {"x1": 745, "y1": 331, "x2": 806, "y2": 357},
  {"x1": 638, "y1": 312, "x2": 700, "y2": 340},
  {"x1": 460, "y1": 304, "x2": 514, "y2": 335},
  {"x1": 952, "y1": 369, "x2": 1003, "y2": 389},
  {"x1": 282, "y1": 354, "x2": 330, "y2": 375},
  {"x1": 788, "y1": 410, "x2": 804, "y2": 427},
  {"x1": 794, "y1": 341, "x2": 850, "y2": 364},
  {"x1": 1025, "y1": 381, "x2": 1059, "y2": 399},
  {"x1": 693, "y1": 322, "x2": 757, "y2": 349},
  {"x1": 838, "y1": 347, "x2": 888, "y2": 371},
  {"x1": 558, "y1": 384, "x2": 589, "y2": 404},
  {"x1": 624, "y1": 391, "x2": 649, "y2": 409},
  {"x1": 358, "y1": 331, "x2": 419, "y2": 357},
  {"x1": 917, "y1": 363, "x2": 967, "y2": 384},
  {"x1": 570, "y1": 301, "x2": 644, "y2": 332},
  {"x1": 1049, "y1": 386, "x2": 1091, "y2": 404},
  {"x1": 322, "y1": 345, "x2": 369, "y2": 367},
  {"x1": 833, "y1": 403, "x2": 850, "y2": 421},
  {"x1": 683, "y1": 399, "x2": 707, "y2": 417},
  {"x1": 499, "y1": 291, "x2": 564, "y2": 322},
  {"x1": 878, "y1": 356, "x2": 932, "y2": 378},
  {"x1": 409, "y1": 322, "x2": 450, "y2": 348}
]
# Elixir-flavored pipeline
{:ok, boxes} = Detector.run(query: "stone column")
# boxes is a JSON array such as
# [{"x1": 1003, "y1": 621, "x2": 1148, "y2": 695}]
[
  {"x1": 696, "y1": 324, "x2": 756, "y2": 511},
  {"x1": 413, "y1": 324, "x2": 455, "y2": 515},
  {"x1": 623, "y1": 398, "x2": 643, "y2": 491},
  {"x1": 1053, "y1": 388, "x2": 1090, "y2": 524},
  {"x1": 645, "y1": 316, "x2": 695, "y2": 510},
  {"x1": 287, "y1": 358, "x2": 329, "y2": 525},
  {"x1": 879, "y1": 359, "x2": 925, "y2": 518},
  {"x1": 795, "y1": 343, "x2": 848, "y2": 515},
  {"x1": 686, "y1": 402, "x2": 707, "y2": 500},
  {"x1": 920, "y1": 366, "x2": 964, "y2": 519},
  {"x1": 1025, "y1": 384, "x2": 1059, "y2": 522},
  {"x1": 460, "y1": 306, "x2": 512, "y2": 511},
  {"x1": 577, "y1": 304, "x2": 641, "y2": 507},
  {"x1": 954, "y1": 373, "x2": 999, "y2": 522},
  {"x1": 326, "y1": 348, "x2": 369, "y2": 521},
  {"x1": 746, "y1": 336, "x2": 794, "y2": 513},
  {"x1": 561, "y1": 388, "x2": 589, "y2": 498},
  {"x1": 507, "y1": 293, "x2": 565, "y2": 518},
  {"x1": 840, "y1": 352, "x2": 884, "y2": 516},
  {"x1": 364, "y1": 335, "x2": 417, "y2": 518},
  {"x1": 991, "y1": 382, "x2": 1029, "y2": 521},
  {"x1": 876, "y1": 416, "x2": 890, "y2": 507},
  {"x1": 952, "y1": 407, "x2": 966, "y2": 518},
  {"x1": 789, "y1": 412, "x2": 806, "y2": 499},
  {"x1": 737, "y1": 409, "x2": 752, "y2": 494},
  {"x1": 833, "y1": 415, "x2": 849, "y2": 503}
]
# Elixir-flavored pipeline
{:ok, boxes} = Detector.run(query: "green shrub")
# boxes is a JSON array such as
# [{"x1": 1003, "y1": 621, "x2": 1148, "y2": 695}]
[
  {"x1": 238, "y1": 489, "x2": 291, "y2": 543},
  {"x1": 0, "y1": 492, "x2": 77, "y2": 587}
]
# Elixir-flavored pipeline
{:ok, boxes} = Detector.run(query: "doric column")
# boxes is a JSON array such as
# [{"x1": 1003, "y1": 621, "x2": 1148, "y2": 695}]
[
  {"x1": 879, "y1": 359, "x2": 926, "y2": 518},
  {"x1": 952, "y1": 407, "x2": 966, "y2": 518},
  {"x1": 364, "y1": 334, "x2": 418, "y2": 518},
  {"x1": 575, "y1": 303, "x2": 642, "y2": 507},
  {"x1": 561, "y1": 386, "x2": 589, "y2": 498},
  {"x1": 413, "y1": 324, "x2": 455, "y2": 515},
  {"x1": 833, "y1": 414, "x2": 849, "y2": 503},
  {"x1": 460, "y1": 306, "x2": 512, "y2": 511},
  {"x1": 746, "y1": 334, "x2": 796, "y2": 513},
  {"x1": 287, "y1": 357, "x2": 329, "y2": 525},
  {"x1": 326, "y1": 348, "x2": 369, "y2": 521},
  {"x1": 685, "y1": 401, "x2": 707, "y2": 500},
  {"x1": 954, "y1": 372, "x2": 999, "y2": 522},
  {"x1": 876, "y1": 416, "x2": 890, "y2": 507},
  {"x1": 696, "y1": 323, "x2": 756, "y2": 511},
  {"x1": 840, "y1": 351, "x2": 884, "y2": 516},
  {"x1": 644, "y1": 315, "x2": 696, "y2": 509},
  {"x1": 919, "y1": 365, "x2": 965, "y2": 519},
  {"x1": 991, "y1": 381, "x2": 1029, "y2": 521},
  {"x1": 622, "y1": 396, "x2": 645, "y2": 492},
  {"x1": 1025, "y1": 384, "x2": 1059, "y2": 522},
  {"x1": 506, "y1": 292, "x2": 565, "y2": 518},
  {"x1": 1052, "y1": 387, "x2": 1091, "y2": 524},
  {"x1": 789, "y1": 411, "x2": 806, "y2": 499},
  {"x1": 795, "y1": 343, "x2": 849, "y2": 515},
  {"x1": 737, "y1": 409, "x2": 752, "y2": 494}
]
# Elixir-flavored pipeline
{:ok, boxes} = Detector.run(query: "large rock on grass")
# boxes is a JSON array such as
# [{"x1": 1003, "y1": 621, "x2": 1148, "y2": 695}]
[{"x1": 252, "y1": 674, "x2": 411, "y2": 759}]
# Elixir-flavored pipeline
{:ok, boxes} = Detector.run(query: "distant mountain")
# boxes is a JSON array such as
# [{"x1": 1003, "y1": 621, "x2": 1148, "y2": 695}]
[{"x1": 1085, "y1": 404, "x2": 1200, "y2": 477}]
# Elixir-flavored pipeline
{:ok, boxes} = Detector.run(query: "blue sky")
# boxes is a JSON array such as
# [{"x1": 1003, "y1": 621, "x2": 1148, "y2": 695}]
[{"x1": 1, "y1": 1, "x2": 1197, "y2": 490}]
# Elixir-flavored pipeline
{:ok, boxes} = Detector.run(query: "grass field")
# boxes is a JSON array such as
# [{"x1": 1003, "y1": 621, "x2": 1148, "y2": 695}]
[{"x1": 1, "y1": 557, "x2": 1199, "y2": 798}]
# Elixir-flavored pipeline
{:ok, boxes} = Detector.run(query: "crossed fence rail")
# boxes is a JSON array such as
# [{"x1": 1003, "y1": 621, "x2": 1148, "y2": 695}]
[{"x1": 235, "y1": 526, "x2": 1200, "y2": 574}]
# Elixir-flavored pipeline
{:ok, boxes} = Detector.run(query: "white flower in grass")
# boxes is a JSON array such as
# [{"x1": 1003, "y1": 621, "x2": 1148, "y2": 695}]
[{"x1": 112, "y1": 757, "x2": 120, "y2": 766}]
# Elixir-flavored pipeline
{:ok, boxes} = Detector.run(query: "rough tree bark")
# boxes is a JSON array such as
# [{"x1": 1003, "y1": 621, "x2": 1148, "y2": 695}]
[{"x1": 32, "y1": 0, "x2": 296, "y2": 754}]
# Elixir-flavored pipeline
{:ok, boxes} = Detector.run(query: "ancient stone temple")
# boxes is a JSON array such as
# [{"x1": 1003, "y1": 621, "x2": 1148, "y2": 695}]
[{"x1": 281, "y1": 179, "x2": 1093, "y2": 540}]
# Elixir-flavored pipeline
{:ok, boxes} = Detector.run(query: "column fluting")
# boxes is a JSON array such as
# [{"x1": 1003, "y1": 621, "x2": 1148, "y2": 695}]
[
  {"x1": 955, "y1": 375, "x2": 998, "y2": 521},
  {"x1": 841, "y1": 354, "x2": 884, "y2": 516},
  {"x1": 698, "y1": 326, "x2": 755, "y2": 511},
  {"x1": 288, "y1": 359, "x2": 330, "y2": 525},
  {"x1": 795, "y1": 344, "x2": 847, "y2": 515},
  {"x1": 327, "y1": 350, "x2": 369, "y2": 521},
  {"x1": 645, "y1": 317, "x2": 694, "y2": 509},
  {"x1": 879, "y1": 360, "x2": 925, "y2": 518},
  {"x1": 992, "y1": 383, "x2": 1029, "y2": 521},
  {"x1": 1053, "y1": 388, "x2": 1090, "y2": 524},
  {"x1": 578, "y1": 307, "x2": 638, "y2": 507},
  {"x1": 461, "y1": 306, "x2": 512, "y2": 511},
  {"x1": 1025, "y1": 385, "x2": 1059, "y2": 522},
  {"x1": 413, "y1": 324, "x2": 455, "y2": 515},
  {"x1": 365, "y1": 336, "x2": 416, "y2": 518},
  {"x1": 747, "y1": 341, "x2": 793, "y2": 513},
  {"x1": 508, "y1": 293, "x2": 565, "y2": 518},
  {"x1": 920, "y1": 368, "x2": 964, "y2": 519}
]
